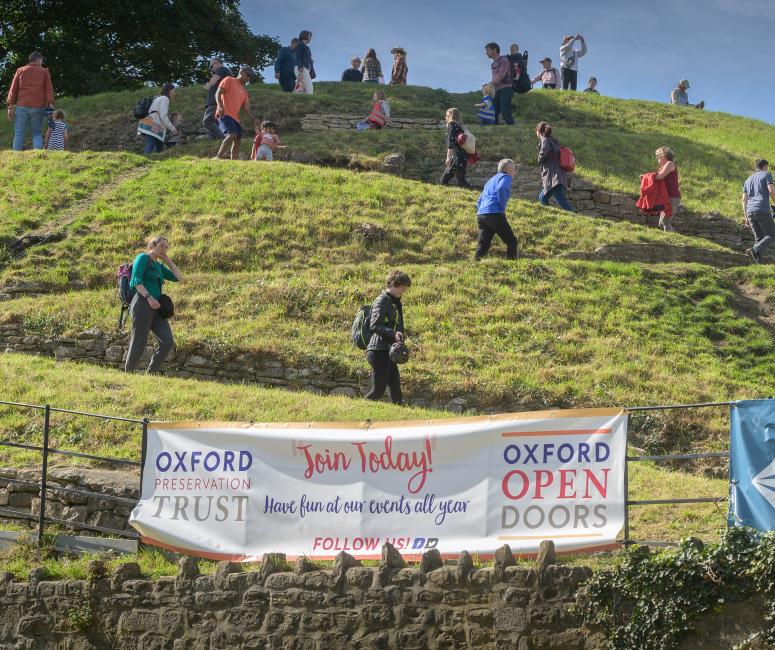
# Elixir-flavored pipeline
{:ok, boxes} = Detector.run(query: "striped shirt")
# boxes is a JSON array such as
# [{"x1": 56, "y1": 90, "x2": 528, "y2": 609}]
[
  {"x1": 47, "y1": 120, "x2": 67, "y2": 150},
  {"x1": 477, "y1": 95, "x2": 496, "y2": 123}
]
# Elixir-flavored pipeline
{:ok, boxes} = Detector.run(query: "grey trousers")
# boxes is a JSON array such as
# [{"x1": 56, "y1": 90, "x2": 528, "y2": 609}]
[
  {"x1": 751, "y1": 212, "x2": 775, "y2": 258},
  {"x1": 202, "y1": 104, "x2": 222, "y2": 140},
  {"x1": 124, "y1": 294, "x2": 174, "y2": 373}
]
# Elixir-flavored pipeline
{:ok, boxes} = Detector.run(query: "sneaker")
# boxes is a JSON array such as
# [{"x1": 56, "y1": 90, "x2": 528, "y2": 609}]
[{"x1": 746, "y1": 248, "x2": 760, "y2": 264}]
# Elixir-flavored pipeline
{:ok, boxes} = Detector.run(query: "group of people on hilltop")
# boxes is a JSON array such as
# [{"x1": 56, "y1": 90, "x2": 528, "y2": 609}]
[{"x1": 272, "y1": 32, "x2": 409, "y2": 94}]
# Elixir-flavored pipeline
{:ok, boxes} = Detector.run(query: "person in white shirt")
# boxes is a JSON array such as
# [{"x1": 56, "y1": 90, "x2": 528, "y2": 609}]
[
  {"x1": 137, "y1": 83, "x2": 177, "y2": 154},
  {"x1": 559, "y1": 34, "x2": 587, "y2": 91}
]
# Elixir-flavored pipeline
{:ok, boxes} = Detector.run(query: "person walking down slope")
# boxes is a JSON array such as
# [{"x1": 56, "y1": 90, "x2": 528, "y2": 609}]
[
  {"x1": 485, "y1": 42, "x2": 514, "y2": 125},
  {"x1": 475, "y1": 159, "x2": 519, "y2": 260},
  {"x1": 743, "y1": 159, "x2": 775, "y2": 264},
  {"x1": 536, "y1": 121, "x2": 573, "y2": 211},
  {"x1": 654, "y1": 146, "x2": 681, "y2": 231},
  {"x1": 361, "y1": 49, "x2": 383, "y2": 84},
  {"x1": 341, "y1": 57, "x2": 363, "y2": 82},
  {"x1": 213, "y1": 65, "x2": 255, "y2": 160},
  {"x1": 124, "y1": 236, "x2": 182, "y2": 374},
  {"x1": 6, "y1": 51, "x2": 54, "y2": 151},
  {"x1": 294, "y1": 31, "x2": 314, "y2": 94},
  {"x1": 671, "y1": 79, "x2": 704, "y2": 109},
  {"x1": 274, "y1": 38, "x2": 298, "y2": 92},
  {"x1": 390, "y1": 47, "x2": 408, "y2": 85},
  {"x1": 559, "y1": 34, "x2": 587, "y2": 91},
  {"x1": 137, "y1": 83, "x2": 177, "y2": 154},
  {"x1": 365, "y1": 270, "x2": 411, "y2": 405},
  {"x1": 203, "y1": 58, "x2": 231, "y2": 140},
  {"x1": 440, "y1": 108, "x2": 471, "y2": 188}
]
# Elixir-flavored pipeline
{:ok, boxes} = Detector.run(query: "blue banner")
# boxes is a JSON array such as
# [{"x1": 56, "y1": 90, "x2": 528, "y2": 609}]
[{"x1": 729, "y1": 399, "x2": 775, "y2": 531}]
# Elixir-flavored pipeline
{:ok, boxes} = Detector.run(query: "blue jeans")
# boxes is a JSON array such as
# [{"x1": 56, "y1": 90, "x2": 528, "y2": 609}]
[
  {"x1": 12, "y1": 106, "x2": 45, "y2": 150},
  {"x1": 144, "y1": 134, "x2": 164, "y2": 154},
  {"x1": 539, "y1": 184, "x2": 573, "y2": 211}
]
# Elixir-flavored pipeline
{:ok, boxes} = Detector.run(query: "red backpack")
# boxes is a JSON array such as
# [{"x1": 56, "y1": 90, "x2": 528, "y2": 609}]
[{"x1": 559, "y1": 146, "x2": 576, "y2": 172}]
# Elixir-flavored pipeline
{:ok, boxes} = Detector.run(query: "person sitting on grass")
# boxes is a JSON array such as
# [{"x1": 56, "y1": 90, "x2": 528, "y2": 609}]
[
  {"x1": 474, "y1": 84, "x2": 496, "y2": 125},
  {"x1": 44, "y1": 108, "x2": 68, "y2": 150},
  {"x1": 743, "y1": 159, "x2": 775, "y2": 264},
  {"x1": 251, "y1": 120, "x2": 286, "y2": 161},
  {"x1": 357, "y1": 91, "x2": 390, "y2": 130},
  {"x1": 475, "y1": 159, "x2": 519, "y2": 260},
  {"x1": 213, "y1": 65, "x2": 255, "y2": 160},
  {"x1": 671, "y1": 79, "x2": 704, "y2": 109}
]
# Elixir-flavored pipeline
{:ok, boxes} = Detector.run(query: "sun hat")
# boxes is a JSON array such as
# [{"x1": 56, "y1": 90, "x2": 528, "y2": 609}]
[
  {"x1": 391, "y1": 47, "x2": 406, "y2": 55},
  {"x1": 679, "y1": 79, "x2": 690, "y2": 88}
]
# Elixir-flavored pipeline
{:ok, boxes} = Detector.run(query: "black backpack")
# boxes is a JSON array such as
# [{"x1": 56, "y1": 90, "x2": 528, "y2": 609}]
[
  {"x1": 133, "y1": 96, "x2": 155, "y2": 119},
  {"x1": 117, "y1": 262, "x2": 134, "y2": 331},
  {"x1": 351, "y1": 305, "x2": 374, "y2": 350},
  {"x1": 512, "y1": 51, "x2": 532, "y2": 94}
]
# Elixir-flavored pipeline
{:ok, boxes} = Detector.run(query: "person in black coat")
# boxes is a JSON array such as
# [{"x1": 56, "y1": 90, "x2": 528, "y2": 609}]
[
  {"x1": 365, "y1": 270, "x2": 411, "y2": 405},
  {"x1": 440, "y1": 108, "x2": 471, "y2": 187}
]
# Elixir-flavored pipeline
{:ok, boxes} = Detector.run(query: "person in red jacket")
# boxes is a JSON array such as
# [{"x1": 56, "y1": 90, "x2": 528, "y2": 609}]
[
  {"x1": 6, "y1": 51, "x2": 54, "y2": 151},
  {"x1": 654, "y1": 147, "x2": 681, "y2": 231}
]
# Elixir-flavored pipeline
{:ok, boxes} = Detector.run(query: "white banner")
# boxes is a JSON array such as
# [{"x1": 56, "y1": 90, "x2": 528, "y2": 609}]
[{"x1": 129, "y1": 408, "x2": 626, "y2": 561}]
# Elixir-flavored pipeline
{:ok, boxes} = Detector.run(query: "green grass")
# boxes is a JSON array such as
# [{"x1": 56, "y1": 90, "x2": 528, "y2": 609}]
[
  {"x1": 2, "y1": 260, "x2": 772, "y2": 449},
  {"x1": 0, "y1": 157, "x2": 732, "y2": 289},
  {"x1": 0, "y1": 150, "x2": 146, "y2": 242}
]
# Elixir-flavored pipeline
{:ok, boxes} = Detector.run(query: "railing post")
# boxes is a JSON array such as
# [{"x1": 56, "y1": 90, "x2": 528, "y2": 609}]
[
  {"x1": 623, "y1": 455, "x2": 630, "y2": 546},
  {"x1": 38, "y1": 404, "x2": 51, "y2": 545}
]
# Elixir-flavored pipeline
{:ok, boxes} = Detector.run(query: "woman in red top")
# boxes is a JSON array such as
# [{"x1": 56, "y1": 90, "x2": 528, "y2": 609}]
[{"x1": 655, "y1": 146, "x2": 680, "y2": 231}]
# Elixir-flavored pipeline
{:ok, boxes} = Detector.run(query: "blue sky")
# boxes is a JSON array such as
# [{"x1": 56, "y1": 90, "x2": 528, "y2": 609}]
[{"x1": 243, "y1": 0, "x2": 773, "y2": 124}]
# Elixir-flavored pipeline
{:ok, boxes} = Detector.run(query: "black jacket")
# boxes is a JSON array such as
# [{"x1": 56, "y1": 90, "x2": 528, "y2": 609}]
[{"x1": 367, "y1": 290, "x2": 404, "y2": 352}]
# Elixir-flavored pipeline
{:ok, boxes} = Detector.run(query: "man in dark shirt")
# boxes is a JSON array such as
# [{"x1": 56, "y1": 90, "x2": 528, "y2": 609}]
[
  {"x1": 341, "y1": 57, "x2": 363, "y2": 82},
  {"x1": 274, "y1": 38, "x2": 298, "y2": 92},
  {"x1": 202, "y1": 58, "x2": 231, "y2": 140},
  {"x1": 744, "y1": 159, "x2": 775, "y2": 263}
]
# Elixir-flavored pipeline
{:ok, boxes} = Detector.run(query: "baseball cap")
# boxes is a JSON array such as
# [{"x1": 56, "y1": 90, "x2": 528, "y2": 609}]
[
  {"x1": 239, "y1": 65, "x2": 254, "y2": 76},
  {"x1": 540, "y1": 57, "x2": 552, "y2": 64}
]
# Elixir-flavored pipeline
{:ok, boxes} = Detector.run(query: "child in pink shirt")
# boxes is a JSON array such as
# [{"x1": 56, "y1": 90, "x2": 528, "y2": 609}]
[{"x1": 251, "y1": 120, "x2": 285, "y2": 161}]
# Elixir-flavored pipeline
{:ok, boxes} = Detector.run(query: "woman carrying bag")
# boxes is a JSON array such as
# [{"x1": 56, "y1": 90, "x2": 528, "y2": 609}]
[
  {"x1": 440, "y1": 108, "x2": 471, "y2": 188},
  {"x1": 137, "y1": 83, "x2": 177, "y2": 154},
  {"x1": 124, "y1": 236, "x2": 182, "y2": 374}
]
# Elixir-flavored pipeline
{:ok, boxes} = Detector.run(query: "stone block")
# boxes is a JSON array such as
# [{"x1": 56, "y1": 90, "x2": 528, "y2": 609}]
[
  {"x1": 118, "y1": 609, "x2": 160, "y2": 633},
  {"x1": 494, "y1": 606, "x2": 528, "y2": 632}
]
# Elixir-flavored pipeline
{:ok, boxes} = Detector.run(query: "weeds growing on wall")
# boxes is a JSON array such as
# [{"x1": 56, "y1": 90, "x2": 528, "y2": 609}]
[{"x1": 576, "y1": 526, "x2": 775, "y2": 649}]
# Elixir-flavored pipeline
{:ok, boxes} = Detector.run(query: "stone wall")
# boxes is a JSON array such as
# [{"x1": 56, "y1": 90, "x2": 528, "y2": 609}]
[
  {"x1": 0, "y1": 324, "x2": 473, "y2": 414},
  {"x1": 301, "y1": 114, "x2": 446, "y2": 131},
  {"x1": 0, "y1": 542, "x2": 765, "y2": 649},
  {"x1": 0, "y1": 466, "x2": 139, "y2": 534}
]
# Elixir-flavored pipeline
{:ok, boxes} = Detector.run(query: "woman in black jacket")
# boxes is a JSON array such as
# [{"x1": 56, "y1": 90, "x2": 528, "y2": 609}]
[
  {"x1": 440, "y1": 108, "x2": 471, "y2": 187},
  {"x1": 365, "y1": 270, "x2": 411, "y2": 405}
]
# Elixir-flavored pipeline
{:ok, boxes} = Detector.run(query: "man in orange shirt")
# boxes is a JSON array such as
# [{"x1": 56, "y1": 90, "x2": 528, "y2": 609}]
[
  {"x1": 6, "y1": 51, "x2": 55, "y2": 150},
  {"x1": 213, "y1": 65, "x2": 256, "y2": 160}
]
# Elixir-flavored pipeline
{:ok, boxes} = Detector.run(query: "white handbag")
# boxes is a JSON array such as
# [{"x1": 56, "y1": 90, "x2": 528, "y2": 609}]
[{"x1": 460, "y1": 128, "x2": 476, "y2": 154}]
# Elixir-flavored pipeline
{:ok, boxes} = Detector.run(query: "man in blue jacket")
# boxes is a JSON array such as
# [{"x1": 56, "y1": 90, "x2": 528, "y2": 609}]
[
  {"x1": 475, "y1": 159, "x2": 518, "y2": 260},
  {"x1": 274, "y1": 38, "x2": 298, "y2": 92}
]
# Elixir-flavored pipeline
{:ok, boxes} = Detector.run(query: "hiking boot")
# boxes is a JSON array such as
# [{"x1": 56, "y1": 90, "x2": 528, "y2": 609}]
[{"x1": 746, "y1": 248, "x2": 760, "y2": 264}]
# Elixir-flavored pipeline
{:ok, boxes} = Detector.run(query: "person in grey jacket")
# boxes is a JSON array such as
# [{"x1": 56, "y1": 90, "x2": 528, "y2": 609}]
[
  {"x1": 559, "y1": 34, "x2": 587, "y2": 90},
  {"x1": 536, "y1": 121, "x2": 573, "y2": 211},
  {"x1": 365, "y1": 270, "x2": 411, "y2": 405}
]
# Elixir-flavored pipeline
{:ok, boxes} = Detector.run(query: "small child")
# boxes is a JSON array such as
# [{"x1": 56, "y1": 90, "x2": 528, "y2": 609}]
[
  {"x1": 474, "y1": 84, "x2": 496, "y2": 125},
  {"x1": 357, "y1": 91, "x2": 390, "y2": 130},
  {"x1": 165, "y1": 112, "x2": 184, "y2": 147},
  {"x1": 45, "y1": 109, "x2": 68, "y2": 150},
  {"x1": 251, "y1": 120, "x2": 285, "y2": 161}
]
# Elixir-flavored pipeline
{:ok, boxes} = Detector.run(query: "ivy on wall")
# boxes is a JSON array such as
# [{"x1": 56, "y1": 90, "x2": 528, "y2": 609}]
[{"x1": 576, "y1": 527, "x2": 775, "y2": 649}]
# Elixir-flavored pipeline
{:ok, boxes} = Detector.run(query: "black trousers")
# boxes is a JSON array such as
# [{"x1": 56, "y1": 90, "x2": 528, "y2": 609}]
[
  {"x1": 562, "y1": 68, "x2": 578, "y2": 90},
  {"x1": 476, "y1": 213, "x2": 518, "y2": 259},
  {"x1": 440, "y1": 159, "x2": 469, "y2": 187},
  {"x1": 279, "y1": 74, "x2": 296, "y2": 92},
  {"x1": 494, "y1": 86, "x2": 514, "y2": 124},
  {"x1": 202, "y1": 104, "x2": 221, "y2": 140},
  {"x1": 365, "y1": 350, "x2": 402, "y2": 404}
]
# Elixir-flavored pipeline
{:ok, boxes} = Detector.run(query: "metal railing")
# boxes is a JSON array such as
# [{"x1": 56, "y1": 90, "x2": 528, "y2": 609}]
[
  {"x1": 621, "y1": 400, "x2": 732, "y2": 547},
  {"x1": 0, "y1": 398, "x2": 737, "y2": 553},
  {"x1": 0, "y1": 400, "x2": 147, "y2": 544}
]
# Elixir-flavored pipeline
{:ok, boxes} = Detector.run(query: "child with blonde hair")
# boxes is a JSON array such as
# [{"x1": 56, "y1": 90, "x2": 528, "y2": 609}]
[{"x1": 474, "y1": 84, "x2": 496, "y2": 125}]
